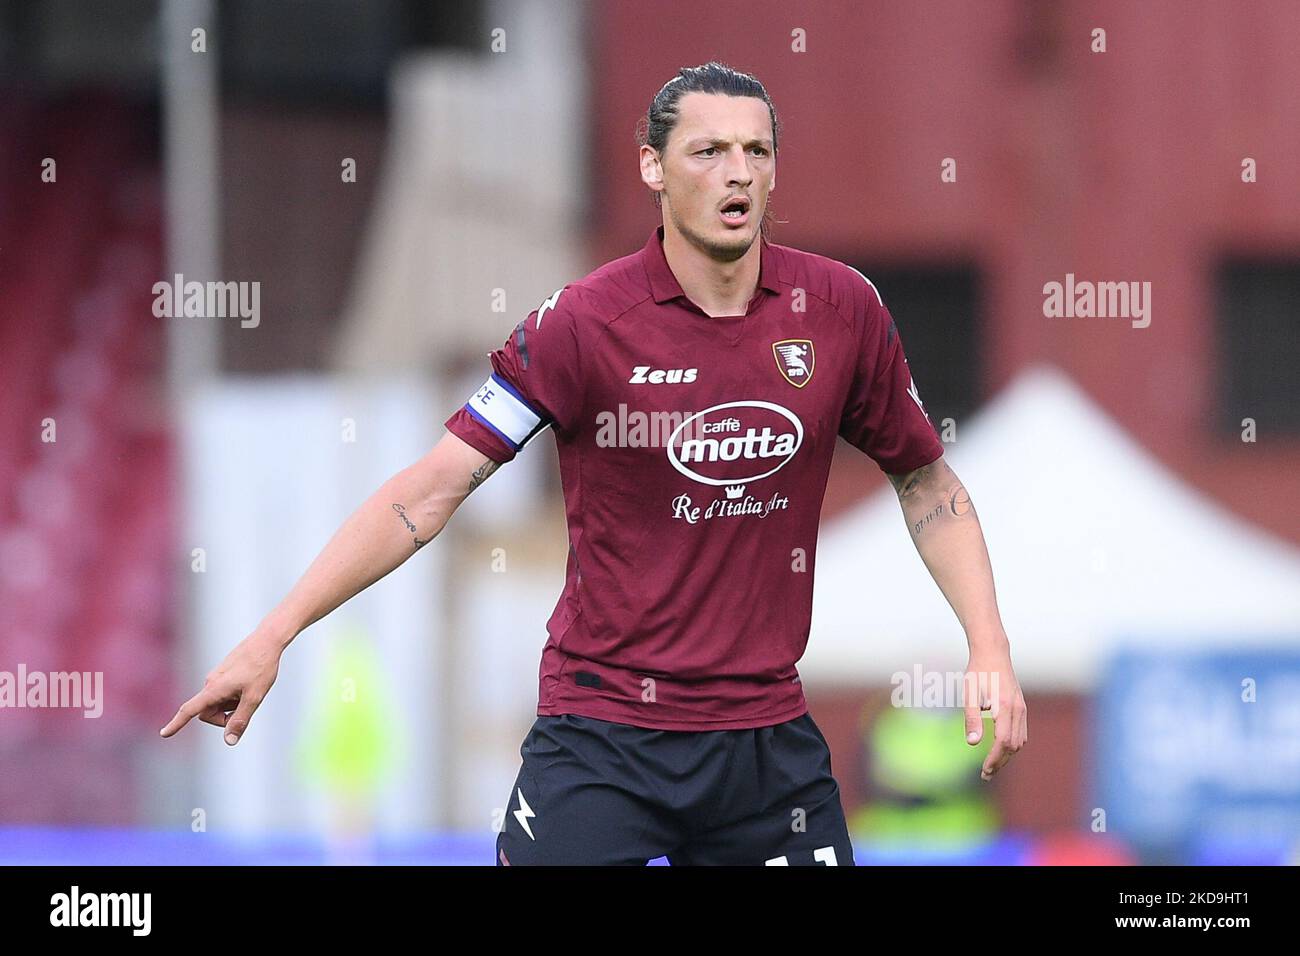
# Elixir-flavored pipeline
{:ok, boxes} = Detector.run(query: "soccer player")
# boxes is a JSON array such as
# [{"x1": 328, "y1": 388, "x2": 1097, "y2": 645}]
[{"x1": 161, "y1": 61, "x2": 1027, "y2": 865}]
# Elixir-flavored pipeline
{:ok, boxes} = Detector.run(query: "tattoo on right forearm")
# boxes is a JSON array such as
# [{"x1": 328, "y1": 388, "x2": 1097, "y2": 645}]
[
  {"x1": 466, "y1": 460, "x2": 500, "y2": 496},
  {"x1": 391, "y1": 502, "x2": 437, "y2": 551}
]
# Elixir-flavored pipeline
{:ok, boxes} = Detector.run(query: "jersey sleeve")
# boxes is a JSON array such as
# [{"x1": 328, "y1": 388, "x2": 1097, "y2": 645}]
[
  {"x1": 444, "y1": 285, "x2": 585, "y2": 463},
  {"x1": 837, "y1": 270, "x2": 945, "y2": 474}
]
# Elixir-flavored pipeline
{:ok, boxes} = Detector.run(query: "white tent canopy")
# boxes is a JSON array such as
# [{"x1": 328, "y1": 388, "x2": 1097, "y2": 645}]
[{"x1": 805, "y1": 365, "x2": 1300, "y2": 689}]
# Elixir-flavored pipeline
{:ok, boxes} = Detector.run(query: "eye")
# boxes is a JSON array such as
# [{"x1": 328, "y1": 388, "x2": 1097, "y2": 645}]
[
  {"x1": 750, "y1": 147, "x2": 768, "y2": 156},
  {"x1": 697, "y1": 147, "x2": 718, "y2": 157}
]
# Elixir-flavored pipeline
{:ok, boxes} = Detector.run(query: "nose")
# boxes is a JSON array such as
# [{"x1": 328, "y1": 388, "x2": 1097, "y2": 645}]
[{"x1": 723, "y1": 144, "x2": 752, "y2": 186}]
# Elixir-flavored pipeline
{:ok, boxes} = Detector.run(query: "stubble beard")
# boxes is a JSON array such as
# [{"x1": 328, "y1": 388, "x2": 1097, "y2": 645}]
[{"x1": 665, "y1": 193, "x2": 757, "y2": 264}]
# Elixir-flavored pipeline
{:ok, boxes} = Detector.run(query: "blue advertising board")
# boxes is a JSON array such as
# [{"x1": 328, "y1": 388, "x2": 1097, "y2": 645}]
[{"x1": 1094, "y1": 646, "x2": 1300, "y2": 862}]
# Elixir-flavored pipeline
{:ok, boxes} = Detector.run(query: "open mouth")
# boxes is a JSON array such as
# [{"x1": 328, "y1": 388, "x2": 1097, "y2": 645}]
[{"x1": 719, "y1": 196, "x2": 750, "y2": 225}]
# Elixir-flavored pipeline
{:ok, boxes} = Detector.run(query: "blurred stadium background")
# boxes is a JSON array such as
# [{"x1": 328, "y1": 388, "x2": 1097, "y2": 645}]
[{"x1": 1, "y1": 0, "x2": 1298, "y2": 866}]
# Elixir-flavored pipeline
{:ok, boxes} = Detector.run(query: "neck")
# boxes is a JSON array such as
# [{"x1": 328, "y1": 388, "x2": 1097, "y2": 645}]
[{"x1": 661, "y1": 219, "x2": 761, "y2": 317}]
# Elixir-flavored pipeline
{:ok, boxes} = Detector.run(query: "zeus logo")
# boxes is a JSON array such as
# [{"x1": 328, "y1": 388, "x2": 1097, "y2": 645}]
[
  {"x1": 512, "y1": 788, "x2": 536, "y2": 840},
  {"x1": 667, "y1": 401, "x2": 803, "y2": 486},
  {"x1": 629, "y1": 365, "x2": 698, "y2": 384},
  {"x1": 535, "y1": 287, "x2": 564, "y2": 329},
  {"x1": 906, "y1": 373, "x2": 929, "y2": 419}
]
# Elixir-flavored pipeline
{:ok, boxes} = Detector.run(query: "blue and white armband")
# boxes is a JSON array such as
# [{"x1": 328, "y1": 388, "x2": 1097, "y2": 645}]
[{"x1": 463, "y1": 373, "x2": 548, "y2": 451}]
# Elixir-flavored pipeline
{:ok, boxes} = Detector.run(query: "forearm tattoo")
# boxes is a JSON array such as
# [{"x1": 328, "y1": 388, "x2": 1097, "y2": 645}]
[
  {"x1": 466, "y1": 459, "x2": 501, "y2": 496},
  {"x1": 391, "y1": 503, "x2": 435, "y2": 550},
  {"x1": 389, "y1": 460, "x2": 499, "y2": 553},
  {"x1": 888, "y1": 460, "x2": 945, "y2": 499},
  {"x1": 913, "y1": 503, "x2": 944, "y2": 536},
  {"x1": 889, "y1": 459, "x2": 976, "y2": 537}
]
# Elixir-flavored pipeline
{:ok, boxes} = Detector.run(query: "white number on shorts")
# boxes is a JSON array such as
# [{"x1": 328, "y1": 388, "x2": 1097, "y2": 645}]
[{"x1": 765, "y1": 845, "x2": 838, "y2": 866}]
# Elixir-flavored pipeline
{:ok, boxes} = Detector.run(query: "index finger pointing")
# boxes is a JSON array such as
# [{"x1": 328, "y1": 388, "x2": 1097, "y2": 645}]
[{"x1": 159, "y1": 691, "x2": 218, "y2": 738}]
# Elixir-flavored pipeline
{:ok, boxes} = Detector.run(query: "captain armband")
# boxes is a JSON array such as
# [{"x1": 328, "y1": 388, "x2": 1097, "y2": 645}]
[{"x1": 463, "y1": 373, "x2": 547, "y2": 451}]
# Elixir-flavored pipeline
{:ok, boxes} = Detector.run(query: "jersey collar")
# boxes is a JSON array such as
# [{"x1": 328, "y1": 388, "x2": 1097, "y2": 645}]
[{"x1": 643, "y1": 224, "x2": 782, "y2": 307}]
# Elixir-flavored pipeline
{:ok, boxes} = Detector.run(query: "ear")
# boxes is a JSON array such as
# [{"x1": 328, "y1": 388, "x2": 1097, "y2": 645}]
[{"x1": 639, "y1": 145, "x2": 664, "y2": 194}]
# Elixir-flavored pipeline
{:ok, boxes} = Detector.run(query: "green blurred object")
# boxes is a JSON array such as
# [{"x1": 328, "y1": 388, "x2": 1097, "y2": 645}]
[
  {"x1": 298, "y1": 627, "x2": 397, "y2": 797},
  {"x1": 850, "y1": 795, "x2": 999, "y2": 843},
  {"x1": 850, "y1": 705, "x2": 997, "y2": 844},
  {"x1": 872, "y1": 707, "x2": 988, "y2": 796}
]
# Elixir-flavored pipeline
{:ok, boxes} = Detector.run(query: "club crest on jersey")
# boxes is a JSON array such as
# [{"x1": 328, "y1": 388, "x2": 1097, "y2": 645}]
[{"x1": 772, "y1": 339, "x2": 815, "y2": 388}]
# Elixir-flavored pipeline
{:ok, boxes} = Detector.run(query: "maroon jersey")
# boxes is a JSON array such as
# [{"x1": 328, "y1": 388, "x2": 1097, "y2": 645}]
[{"x1": 445, "y1": 226, "x2": 944, "y2": 730}]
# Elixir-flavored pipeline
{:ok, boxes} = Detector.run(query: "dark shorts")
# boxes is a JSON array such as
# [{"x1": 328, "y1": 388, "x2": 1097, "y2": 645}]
[{"x1": 495, "y1": 712, "x2": 855, "y2": 865}]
